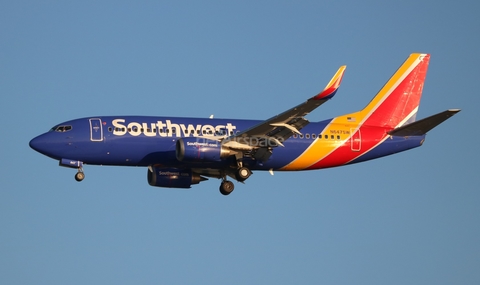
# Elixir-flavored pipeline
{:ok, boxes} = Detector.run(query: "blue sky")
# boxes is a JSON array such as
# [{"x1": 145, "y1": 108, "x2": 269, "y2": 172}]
[{"x1": 1, "y1": 1, "x2": 479, "y2": 284}]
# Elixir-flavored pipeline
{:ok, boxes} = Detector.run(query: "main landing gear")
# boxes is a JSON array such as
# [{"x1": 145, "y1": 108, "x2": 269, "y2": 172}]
[
  {"x1": 235, "y1": 166, "x2": 251, "y2": 182},
  {"x1": 219, "y1": 180, "x2": 234, "y2": 195},
  {"x1": 219, "y1": 166, "x2": 252, "y2": 196}
]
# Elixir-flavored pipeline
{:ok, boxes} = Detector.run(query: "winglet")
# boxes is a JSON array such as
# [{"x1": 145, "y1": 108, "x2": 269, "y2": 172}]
[{"x1": 313, "y1": 65, "x2": 346, "y2": 100}]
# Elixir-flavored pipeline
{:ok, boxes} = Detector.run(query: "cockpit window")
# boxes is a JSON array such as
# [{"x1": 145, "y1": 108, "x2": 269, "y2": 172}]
[{"x1": 50, "y1": 125, "x2": 72, "y2": 132}]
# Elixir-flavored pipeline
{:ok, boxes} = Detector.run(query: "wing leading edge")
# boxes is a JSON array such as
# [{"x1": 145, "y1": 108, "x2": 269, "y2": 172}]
[{"x1": 222, "y1": 65, "x2": 346, "y2": 160}]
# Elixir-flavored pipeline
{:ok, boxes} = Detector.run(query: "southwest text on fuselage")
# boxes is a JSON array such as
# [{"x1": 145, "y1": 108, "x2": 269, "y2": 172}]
[{"x1": 112, "y1": 119, "x2": 237, "y2": 138}]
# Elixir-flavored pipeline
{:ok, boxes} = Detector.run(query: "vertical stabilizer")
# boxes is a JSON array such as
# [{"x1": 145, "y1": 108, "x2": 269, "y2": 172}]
[{"x1": 359, "y1": 53, "x2": 430, "y2": 128}]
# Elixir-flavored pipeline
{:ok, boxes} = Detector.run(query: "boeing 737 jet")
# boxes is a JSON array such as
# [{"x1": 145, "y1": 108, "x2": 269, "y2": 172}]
[{"x1": 30, "y1": 53, "x2": 460, "y2": 195}]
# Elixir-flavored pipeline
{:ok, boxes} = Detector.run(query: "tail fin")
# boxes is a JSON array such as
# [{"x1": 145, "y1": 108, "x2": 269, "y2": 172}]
[{"x1": 359, "y1": 53, "x2": 430, "y2": 128}]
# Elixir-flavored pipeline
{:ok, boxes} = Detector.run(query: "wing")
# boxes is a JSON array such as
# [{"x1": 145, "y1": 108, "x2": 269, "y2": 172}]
[{"x1": 222, "y1": 65, "x2": 346, "y2": 160}]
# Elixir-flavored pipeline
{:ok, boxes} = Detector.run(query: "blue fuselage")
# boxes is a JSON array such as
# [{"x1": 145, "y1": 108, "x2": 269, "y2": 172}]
[{"x1": 30, "y1": 116, "x2": 425, "y2": 172}]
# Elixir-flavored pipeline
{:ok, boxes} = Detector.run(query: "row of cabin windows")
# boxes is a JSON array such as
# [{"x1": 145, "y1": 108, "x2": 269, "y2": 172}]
[
  {"x1": 293, "y1": 133, "x2": 341, "y2": 140},
  {"x1": 108, "y1": 127, "x2": 236, "y2": 136}
]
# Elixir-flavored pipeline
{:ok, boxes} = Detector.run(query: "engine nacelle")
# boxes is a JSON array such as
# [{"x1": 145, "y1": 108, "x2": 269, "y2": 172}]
[
  {"x1": 148, "y1": 167, "x2": 207, "y2": 188},
  {"x1": 176, "y1": 137, "x2": 232, "y2": 162}
]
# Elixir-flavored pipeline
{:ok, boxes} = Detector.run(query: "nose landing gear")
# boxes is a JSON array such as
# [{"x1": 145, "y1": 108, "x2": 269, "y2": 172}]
[
  {"x1": 75, "y1": 169, "x2": 85, "y2": 182},
  {"x1": 59, "y1": 159, "x2": 85, "y2": 182}
]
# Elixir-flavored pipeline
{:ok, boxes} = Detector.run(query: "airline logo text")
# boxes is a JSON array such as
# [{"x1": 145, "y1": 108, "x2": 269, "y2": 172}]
[{"x1": 112, "y1": 119, "x2": 237, "y2": 138}]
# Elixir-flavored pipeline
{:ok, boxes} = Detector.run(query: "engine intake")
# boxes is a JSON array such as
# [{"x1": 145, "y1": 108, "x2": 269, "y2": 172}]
[
  {"x1": 147, "y1": 167, "x2": 207, "y2": 188},
  {"x1": 176, "y1": 137, "x2": 232, "y2": 162}
]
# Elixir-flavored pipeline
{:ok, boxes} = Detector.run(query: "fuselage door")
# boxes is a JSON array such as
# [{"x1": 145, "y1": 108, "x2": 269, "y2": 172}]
[
  {"x1": 350, "y1": 128, "x2": 361, "y2": 151},
  {"x1": 89, "y1": 118, "x2": 103, "y2": 142}
]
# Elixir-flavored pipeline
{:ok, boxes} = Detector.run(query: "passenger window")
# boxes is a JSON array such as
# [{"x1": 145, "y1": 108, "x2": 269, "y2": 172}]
[
  {"x1": 299, "y1": 134, "x2": 304, "y2": 139},
  {"x1": 305, "y1": 134, "x2": 310, "y2": 139},
  {"x1": 331, "y1": 135, "x2": 334, "y2": 139},
  {"x1": 337, "y1": 135, "x2": 340, "y2": 140},
  {"x1": 312, "y1": 134, "x2": 316, "y2": 139},
  {"x1": 108, "y1": 127, "x2": 113, "y2": 132},
  {"x1": 293, "y1": 134, "x2": 298, "y2": 138}
]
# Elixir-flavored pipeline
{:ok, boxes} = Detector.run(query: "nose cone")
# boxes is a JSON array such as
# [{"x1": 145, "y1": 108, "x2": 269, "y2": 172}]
[
  {"x1": 30, "y1": 135, "x2": 43, "y2": 152},
  {"x1": 29, "y1": 133, "x2": 53, "y2": 157}
]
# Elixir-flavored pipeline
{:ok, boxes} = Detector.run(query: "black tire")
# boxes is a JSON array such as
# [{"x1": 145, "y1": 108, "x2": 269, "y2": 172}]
[
  {"x1": 75, "y1": 172, "x2": 85, "y2": 182},
  {"x1": 219, "y1": 181, "x2": 234, "y2": 195},
  {"x1": 235, "y1": 167, "x2": 251, "y2": 182}
]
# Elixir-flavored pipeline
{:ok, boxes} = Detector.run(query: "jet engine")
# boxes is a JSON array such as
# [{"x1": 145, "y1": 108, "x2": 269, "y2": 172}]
[
  {"x1": 147, "y1": 167, "x2": 207, "y2": 188},
  {"x1": 176, "y1": 138, "x2": 232, "y2": 162}
]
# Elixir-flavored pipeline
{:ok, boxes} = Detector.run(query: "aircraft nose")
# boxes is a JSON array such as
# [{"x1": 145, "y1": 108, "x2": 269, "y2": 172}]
[{"x1": 29, "y1": 134, "x2": 49, "y2": 155}]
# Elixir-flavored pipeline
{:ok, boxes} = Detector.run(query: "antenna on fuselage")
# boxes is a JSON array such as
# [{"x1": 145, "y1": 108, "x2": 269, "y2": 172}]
[{"x1": 209, "y1": 114, "x2": 214, "y2": 119}]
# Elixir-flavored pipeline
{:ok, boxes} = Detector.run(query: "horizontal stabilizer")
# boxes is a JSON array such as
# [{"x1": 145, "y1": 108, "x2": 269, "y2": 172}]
[{"x1": 388, "y1": 109, "x2": 460, "y2": 136}]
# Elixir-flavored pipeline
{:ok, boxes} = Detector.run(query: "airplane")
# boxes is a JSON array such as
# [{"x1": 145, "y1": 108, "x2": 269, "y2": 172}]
[{"x1": 30, "y1": 53, "x2": 460, "y2": 195}]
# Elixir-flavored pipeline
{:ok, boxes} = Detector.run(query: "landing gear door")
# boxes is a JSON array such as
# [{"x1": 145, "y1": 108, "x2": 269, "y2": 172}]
[{"x1": 89, "y1": 118, "x2": 103, "y2": 142}]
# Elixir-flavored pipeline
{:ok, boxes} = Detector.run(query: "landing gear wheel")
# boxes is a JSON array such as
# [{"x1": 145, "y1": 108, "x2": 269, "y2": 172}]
[
  {"x1": 235, "y1": 167, "x2": 251, "y2": 182},
  {"x1": 75, "y1": 171, "x2": 85, "y2": 182},
  {"x1": 219, "y1": 181, "x2": 234, "y2": 195}
]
